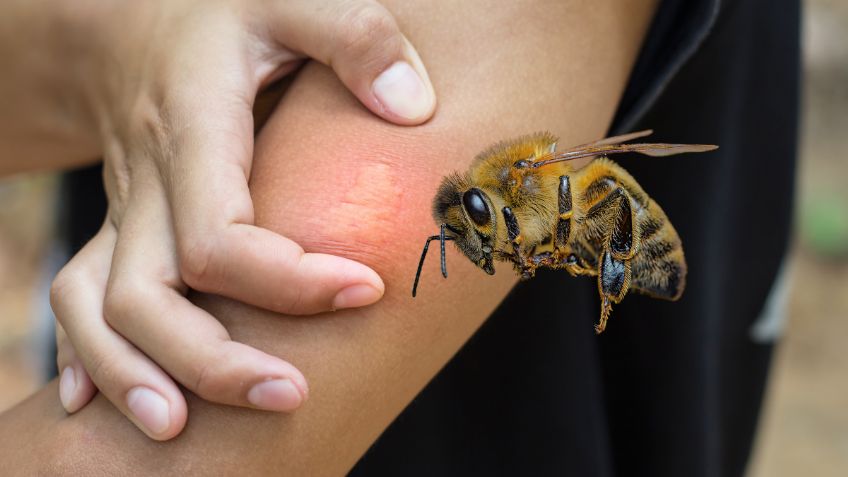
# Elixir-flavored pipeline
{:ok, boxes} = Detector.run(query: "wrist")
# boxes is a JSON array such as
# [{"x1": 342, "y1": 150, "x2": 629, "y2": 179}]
[
  {"x1": 4, "y1": 1, "x2": 105, "y2": 162},
  {"x1": 46, "y1": 2, "x2": 114, "y2": 153}
]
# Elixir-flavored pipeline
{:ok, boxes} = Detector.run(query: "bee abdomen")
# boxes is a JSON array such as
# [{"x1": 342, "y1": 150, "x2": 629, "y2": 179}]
[
  {"x1": 582, "y1": 175, "x2": 617, "y2": 205},
  {"x1": 630, "y1": 226, "x2": 686, "y2": 301},
  {"x1": 582, "y1": 173, "x2": 649, "y2": 210},
  {"x1": 640, "y1": 237, "x2": 677, "y2": 261},
  {"x1": 639, "y1": 216, "x2": 664, "y2": 241}
]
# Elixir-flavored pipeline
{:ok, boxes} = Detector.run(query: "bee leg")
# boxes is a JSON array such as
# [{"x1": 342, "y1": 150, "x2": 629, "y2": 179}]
[
  {"x1": 587, "y1": 187, "x2": 637, "y2": 261},
  {"x1": 526, "y1": 251, "x2": 560, "y2": 272},
  {"x1": 553, "y1": 176, "x2": 597, "y2": 277},
  {"x1": 564, "y1": 252, "x2": 595, "y2": 277},
  {"x1": 582, "y1": 186, "x2": 638, "y2": 333},
  {"x1": 595, "y1": 249, "x2": 631, "y2": 334},
  {"x1": 609, "y1": 189, "x2": 637, "y2": 261},
  {"x1": 502, "y1": 207, "x2": 534, "y2": 278},
  {"x1": 554, "y1": 175, "x2": 573, "y2": 255},
  {"x1": 597, "y1": 297, "x2": 613, "y2": 334}
]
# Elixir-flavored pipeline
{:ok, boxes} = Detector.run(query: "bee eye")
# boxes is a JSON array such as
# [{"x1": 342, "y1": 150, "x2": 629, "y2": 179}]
[{"x1": 462, "y1": 188, "x2": 491, "y2": 226}]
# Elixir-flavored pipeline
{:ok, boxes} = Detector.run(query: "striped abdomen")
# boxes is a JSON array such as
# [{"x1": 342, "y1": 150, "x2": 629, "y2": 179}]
[{"x1": 571, "y1": 158, "x2": 687, "y2": 300}]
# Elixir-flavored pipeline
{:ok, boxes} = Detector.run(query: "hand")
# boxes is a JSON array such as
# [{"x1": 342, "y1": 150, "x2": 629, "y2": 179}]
[{"x1": 48, "y1": 0, "x2": 436, "y2": 440}]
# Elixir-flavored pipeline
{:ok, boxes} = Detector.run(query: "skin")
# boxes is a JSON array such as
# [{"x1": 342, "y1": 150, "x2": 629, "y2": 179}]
[
  {"x1": 3, "y1": 0, "x2": 440, "y2": 439},
  {"x1": 0, "y1": 0, "x2": 657, "y2": 474}
]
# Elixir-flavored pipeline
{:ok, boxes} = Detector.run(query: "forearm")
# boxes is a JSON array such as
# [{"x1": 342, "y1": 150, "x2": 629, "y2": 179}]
[
  {"x1": 0, "y1": 1, "x2": 100, "y2": 174},
  {"x1": 0, "y1": 0, "x2": 657, "y2": 474}
]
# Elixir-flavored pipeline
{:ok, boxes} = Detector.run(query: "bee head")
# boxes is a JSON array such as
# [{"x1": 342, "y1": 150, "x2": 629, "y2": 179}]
[
  {"x1": 412, "y1": 173, "x2": 497, "y2": 297},
  {"x1": 433, "y1": 172, "x2": 498, "y2": 275}
]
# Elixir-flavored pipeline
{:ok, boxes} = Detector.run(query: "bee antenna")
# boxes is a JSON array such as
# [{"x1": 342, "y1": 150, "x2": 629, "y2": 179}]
[
  {"x1": 412, "y1": 224, "x2": 453, "y2": 297},
  {"x1": 439, "y1": 223, "x2": 449, "y2": 278}
]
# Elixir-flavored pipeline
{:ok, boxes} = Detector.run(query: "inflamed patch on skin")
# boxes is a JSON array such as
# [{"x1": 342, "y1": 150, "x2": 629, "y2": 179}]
[{"x1": 329, "y1": 161, "x2": 404, "y2": 239}]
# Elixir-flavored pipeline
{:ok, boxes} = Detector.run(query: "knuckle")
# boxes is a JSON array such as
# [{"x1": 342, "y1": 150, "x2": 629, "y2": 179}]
[
  {"x1": 178, "y1": 238, "x2": 218, "y2": 290},
  {"x1": 49, "y1": 266, "x2": 82, "y2": 320},
  {"x1": 280, "y1": 285, "x2": 306, "y2": 315},
  {"x1": 190, "y1": 346, "x2": 236, "y2": 401},
  {"x1": 102, "y1": 281, "x2": 147, "y2": 329},
  {"x1": 334, "y1": 3, "x2": 400, "y2": 61},
  {"x1": 84, "y1": 348, "x2": 121, "y2": 389},
  {"x1": 191, "y1": 360, "x2": 220, "y2": 400}
]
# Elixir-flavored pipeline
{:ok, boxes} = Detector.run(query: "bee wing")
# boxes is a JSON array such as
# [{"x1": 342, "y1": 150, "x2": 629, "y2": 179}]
[
  {"x1": 570, "y1": 129, "x2": 654, "y2": 150},
  {"x1": 533, "y1": 143, "x2": 718, "y2": 168}
]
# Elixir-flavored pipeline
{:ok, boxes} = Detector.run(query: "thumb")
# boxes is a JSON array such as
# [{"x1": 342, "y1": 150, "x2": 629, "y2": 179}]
[{"x1": 270, "y1": 0, "x2": 436, "y2": 125}]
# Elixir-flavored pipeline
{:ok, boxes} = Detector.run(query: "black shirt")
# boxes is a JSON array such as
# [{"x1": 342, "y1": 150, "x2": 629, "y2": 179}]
[{"x1": 349, "y1": 0, "x2": 799, "y2": 475}]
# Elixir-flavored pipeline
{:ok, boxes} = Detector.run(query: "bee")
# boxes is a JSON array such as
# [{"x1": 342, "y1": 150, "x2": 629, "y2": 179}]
[{"x1": 412, "y1": 130, "x2": 717, "y2": 334}]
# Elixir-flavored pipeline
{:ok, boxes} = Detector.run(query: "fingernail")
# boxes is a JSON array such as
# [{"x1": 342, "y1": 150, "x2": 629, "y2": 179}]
[
  {"x1": 372, "y1": 61, "x2": 435, "y2": 122},
  {"x1": 332, "y1": 284, "x2": 382, "y2": 310},
  {"x1": 59, "y1": 367, "x2": 77, "y2": 411},
  {"x1": 247, "y1": 379, "x2": 303, "y2": 412},
  {"x1": 126, "y1": 387, "x2": 171, "y2": 435}
]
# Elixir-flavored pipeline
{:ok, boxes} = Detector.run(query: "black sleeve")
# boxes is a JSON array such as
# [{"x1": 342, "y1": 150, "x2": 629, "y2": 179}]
[{"x1": 351, "y1": 0, "x2": 801, "y2": 475}]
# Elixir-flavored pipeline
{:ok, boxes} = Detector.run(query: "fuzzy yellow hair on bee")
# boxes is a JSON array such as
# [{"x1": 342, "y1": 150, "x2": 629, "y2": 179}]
[{"x1": 414, "y1": 129, "x2": 717, "y2": 334}]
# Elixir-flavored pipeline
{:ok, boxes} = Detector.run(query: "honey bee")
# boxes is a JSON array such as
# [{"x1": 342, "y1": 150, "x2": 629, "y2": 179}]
[{"x1": 412, "y1": 130, "x2": 717, "y2": 333}]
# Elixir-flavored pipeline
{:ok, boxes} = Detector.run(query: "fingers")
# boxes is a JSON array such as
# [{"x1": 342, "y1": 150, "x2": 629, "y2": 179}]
[
  {"x1": 269, "y1": 0, "x2": 436, "y2": 124},
  {"x1": 105, "y1": 284, "x2": 310, "y2": 412},
  {"x1": 160, "y1": 91, "x2": 384, "y2": 315},
  {"x1": 53, "y1": 169, "x2": 318, "y2": 440},
  {"x1": 105, "y1": 182, "x2": 308, "y2": 415},
  {"x1": 50, "y1": 224, "x2": 189, "y2": 440},
  {"x1": 55, "y1": 323, "x2": 96, "y2": 413},
  {"x1": 179, "y1": 223, "x2": 385, "y2": 314}
]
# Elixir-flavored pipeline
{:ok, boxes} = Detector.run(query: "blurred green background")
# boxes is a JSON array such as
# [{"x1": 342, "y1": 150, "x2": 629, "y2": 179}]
[{"x1": 0, "y1": 1, "x2": 845, "y2": 474}]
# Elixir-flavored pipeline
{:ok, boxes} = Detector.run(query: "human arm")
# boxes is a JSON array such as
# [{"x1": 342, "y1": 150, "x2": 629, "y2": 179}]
[
  {"x1": 0, "y1": 0, "x2": 658, "y2": 473},
  {"x1": 2, "y1": 0, "x2": 441, "y2": 439}
]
